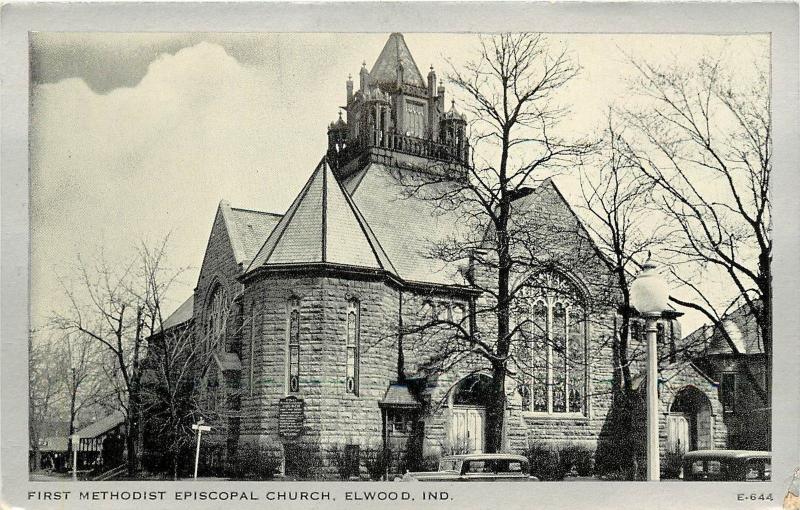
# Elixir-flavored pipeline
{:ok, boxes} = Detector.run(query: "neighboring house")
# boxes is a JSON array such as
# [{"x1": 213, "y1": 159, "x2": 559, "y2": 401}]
[
  {"x1": 683, "y1": 299, "x2": 769, "y2": 451},
  {"x1": 152, "y1": 33, "x2": 731, "y2": 476},
  {"x1": 30, "y1": 413, "x2": 126, "y2": 473}
]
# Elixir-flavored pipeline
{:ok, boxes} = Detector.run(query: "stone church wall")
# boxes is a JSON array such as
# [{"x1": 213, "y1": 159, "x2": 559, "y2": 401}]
[
  {"x1": 238, "y1": 273, "x2": 400, "y2": 455},
  {"x1": 193, "y1": 206, "x2": 245, "y2": 347}
]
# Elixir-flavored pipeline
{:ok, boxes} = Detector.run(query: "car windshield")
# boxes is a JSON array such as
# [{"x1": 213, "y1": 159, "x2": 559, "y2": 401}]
[
  {"x1": 745, "y1": 459, "x2": 771, "y2": 481},
  {"x1": 438, "y1": 459, "x2": 460, "y2": 472}
]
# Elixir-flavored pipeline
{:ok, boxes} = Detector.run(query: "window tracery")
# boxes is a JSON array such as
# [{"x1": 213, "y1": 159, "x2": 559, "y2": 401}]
[{"x1": 514, "y1": 271, "x2": 588, "y2": 415}]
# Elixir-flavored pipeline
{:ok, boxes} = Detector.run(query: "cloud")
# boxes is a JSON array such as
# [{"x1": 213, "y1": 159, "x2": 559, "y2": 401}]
[
  {"x1": 29, "y1": 33, "x2": 768, "y2": 334},
  {"x1": 30, "y1": 41, "x2": 332, "y2": 323}
]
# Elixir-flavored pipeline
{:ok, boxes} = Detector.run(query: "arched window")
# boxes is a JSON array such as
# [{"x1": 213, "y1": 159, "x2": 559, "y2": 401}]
[
  {"x1": 345, "y1": 300, "x2": 360, "y2": 395},
  {"x1": 205, "y1": 286, "x2": 228, "y2": 349},
  {"x1": 516, "y1": 271, "x2": 588, "y2": 415},
  {"x1": 287, "y1": 298, "x2": 301, "y2": 394}
]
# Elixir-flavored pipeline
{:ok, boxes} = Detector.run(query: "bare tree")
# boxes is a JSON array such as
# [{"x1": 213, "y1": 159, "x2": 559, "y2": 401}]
[
  {"x1": 52, "y1": 237, "x2": 186, "y2": 475},
  {"x1": 620, "y1": 51, "x2": 771, "y2": 406},
  {"x1": 399, "y1": 33, "x2": 594, "y2": 452},
  {"x1": 61, "y1": 331, "x2": 109, "y2": 438},
  {"x1": 141, "y1": 323, "x2": 202, "y2": 479},
  {"x1": 29, "y1": 331, "x2": 66, "y2": 471},
  {"x1": 578, "y1": 115, "x2": 664, "y2": 393}
]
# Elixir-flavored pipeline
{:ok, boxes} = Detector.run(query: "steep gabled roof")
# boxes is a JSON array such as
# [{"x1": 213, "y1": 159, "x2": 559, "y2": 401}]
[
  {"x1": 227, "y1": 207, "x2": 282, "y2": 266},
  {"x1": 246, "y1": 159, "x2": 397, "y2": 275},
  {"x1": 343, "y1": 163, "x2": 468, "y2": 286},
  {"x1": 370, "y1": 33, "x2": 425, "y2": 88},
  {"x1": 162, "y1": 295, "x2": 194, "y2": 330},
  {"x1": 217, "y1": 202, "x2": 282, "y2": 267}
]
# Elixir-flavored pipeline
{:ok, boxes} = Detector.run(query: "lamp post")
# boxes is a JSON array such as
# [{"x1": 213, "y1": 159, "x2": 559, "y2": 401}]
[
  {"x1": 630, "y1": 259, "x2": 670, "y2": 482},
  {"x1": 71, "y1": 435, "x2": 79, "y2": 481}
]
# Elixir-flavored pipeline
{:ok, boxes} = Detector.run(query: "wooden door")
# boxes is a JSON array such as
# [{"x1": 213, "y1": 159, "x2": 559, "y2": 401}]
[
  {"x1": 451, "y1": 406, "x2": 485, "y2": 453},
  {"x1": 667, "y1": 413, "x2": 690, "y2": 454}
]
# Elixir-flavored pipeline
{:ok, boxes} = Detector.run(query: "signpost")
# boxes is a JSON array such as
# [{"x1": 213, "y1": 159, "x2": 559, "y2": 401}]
[{"x1": 191, "y1": 420, "x2": 212, "y2": 479}]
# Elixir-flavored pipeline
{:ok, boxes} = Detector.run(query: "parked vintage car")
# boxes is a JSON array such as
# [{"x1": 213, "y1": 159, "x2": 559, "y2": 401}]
[
  {"x1": 682, "y1": 450, "x2": 771, "y2": 481},
  {"x1": 401, "y1": 453, "x2": 537, "y2": 481}
]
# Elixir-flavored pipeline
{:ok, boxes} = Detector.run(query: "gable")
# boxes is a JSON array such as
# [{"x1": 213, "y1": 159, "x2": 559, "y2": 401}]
[
  {"x1": 197, "y1": 204, "x2": 241, "y2": 286},
  {"x1": 508, "y1": 179, "x2": 617, "y2": 289},
  {"x1": 246, "y1": 159, "x2": 397, "y2": 274}
]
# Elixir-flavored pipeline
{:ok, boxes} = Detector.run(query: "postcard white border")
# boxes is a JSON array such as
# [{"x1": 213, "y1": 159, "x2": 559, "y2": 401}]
[{"x1": 2, "y1": 2, "x2": 798, "y2": 509}]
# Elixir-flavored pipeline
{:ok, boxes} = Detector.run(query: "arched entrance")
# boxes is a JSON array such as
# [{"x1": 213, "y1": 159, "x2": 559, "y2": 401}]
[
  {"x1": 668, "y1": 386, "x2": 714, "y2": 454},
  {"x1": 448, "y1": 374, "x2": 492, "y2": 453}
]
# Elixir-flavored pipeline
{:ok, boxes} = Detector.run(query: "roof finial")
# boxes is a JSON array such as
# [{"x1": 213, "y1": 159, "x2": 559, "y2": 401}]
[{"x1": 362, "y1": 60, "x2": 366, "y2": 68}]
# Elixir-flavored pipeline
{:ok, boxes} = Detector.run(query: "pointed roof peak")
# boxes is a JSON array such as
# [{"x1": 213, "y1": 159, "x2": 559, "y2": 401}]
[
  {"x1": 245, "y1": 158, "x2": 397, "y2": 275},
  {"x1": 370, "y1": 33, "x2": 425, "y2": 88}
]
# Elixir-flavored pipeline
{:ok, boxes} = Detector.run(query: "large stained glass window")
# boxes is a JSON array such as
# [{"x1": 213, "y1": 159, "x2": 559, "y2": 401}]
[{"x1": 515, "y1": 271, "x2": 588, "y2": 415}]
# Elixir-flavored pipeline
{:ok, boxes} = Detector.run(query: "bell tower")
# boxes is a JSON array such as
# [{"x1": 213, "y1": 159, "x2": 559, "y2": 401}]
[{"x1": 326, "y1": 33, "x2": 469, "y2": 177}]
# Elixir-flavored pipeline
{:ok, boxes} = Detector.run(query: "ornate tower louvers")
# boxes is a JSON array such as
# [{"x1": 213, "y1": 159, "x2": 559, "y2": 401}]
[{"x1": 326, "y1": 33, "x2": 470, "y2": 173}]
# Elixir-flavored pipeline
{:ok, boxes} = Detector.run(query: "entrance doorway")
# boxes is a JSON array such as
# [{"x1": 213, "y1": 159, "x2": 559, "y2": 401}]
[
  {"x1": 667, "y1": 413, "x2": 690, "y2": 454},
  {"x1": 450, "y1": 407, "x2": 485, "y2": 453},
  {"x1": 448, "y1": 374, "x2": 492, "y2": 453},
  {"x1": 668, "y1": 386, "x2": 714, "y2": 453}
]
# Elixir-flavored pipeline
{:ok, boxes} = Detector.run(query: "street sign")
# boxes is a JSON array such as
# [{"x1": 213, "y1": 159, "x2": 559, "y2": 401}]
[{"x1": 192, "y1": 422, "x2": 212, "y2": 479}]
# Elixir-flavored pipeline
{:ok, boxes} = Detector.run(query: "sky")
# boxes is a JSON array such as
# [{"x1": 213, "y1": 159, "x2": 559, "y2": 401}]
[{"x1": 29, "y1": 32, "x2": 769, "y2": 334}]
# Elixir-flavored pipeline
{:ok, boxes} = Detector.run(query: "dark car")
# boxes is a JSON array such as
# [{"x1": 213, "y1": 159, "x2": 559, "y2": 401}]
[
  {"x1": 402, "y1": 453, "x2": 537, "y2": 481},
  {"x1": 682, "y1": 450, "x2": 771, "y2": 481}
]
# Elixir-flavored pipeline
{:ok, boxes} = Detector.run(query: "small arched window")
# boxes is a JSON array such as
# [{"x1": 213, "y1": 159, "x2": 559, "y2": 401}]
[{"x1": 345, "y1": 300, "x2": 360, "y2": 395}]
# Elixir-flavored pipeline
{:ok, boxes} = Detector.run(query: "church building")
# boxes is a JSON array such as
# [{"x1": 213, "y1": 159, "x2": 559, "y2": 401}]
[{"x1": 158, "y1": 33, "x2": 734, "y2": 477}]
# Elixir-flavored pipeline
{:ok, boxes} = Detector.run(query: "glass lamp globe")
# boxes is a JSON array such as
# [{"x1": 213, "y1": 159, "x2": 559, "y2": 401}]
[{"x1": 630, "y1": 261, "x2": 669, "y2": 316}]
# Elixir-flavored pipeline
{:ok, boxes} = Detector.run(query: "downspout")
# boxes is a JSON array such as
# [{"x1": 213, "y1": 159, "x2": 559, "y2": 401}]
[{"x1": 397, "y1": 289, "x2": 405, "y2": 383}]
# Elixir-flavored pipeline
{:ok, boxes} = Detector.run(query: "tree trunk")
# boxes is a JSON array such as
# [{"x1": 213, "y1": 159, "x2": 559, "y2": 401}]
[
  {"x1": 137, "y1": 403, "x2": 144, "y2": 471},
  {"x1": 126, "y1": 395, "x2": 139, "y2": 476},
  {"x1": 758, "y1": 256, "x2": 772, "y2": 449},
  {"x1": 484, "y1": 363, "x2": 506, "y2": 453}
]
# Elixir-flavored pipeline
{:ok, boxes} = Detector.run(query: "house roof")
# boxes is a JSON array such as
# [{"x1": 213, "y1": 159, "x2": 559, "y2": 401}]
[
  {"x1": 370, "y1": 33, "x2": 425, "y2": 88},
  {"x1": 683, "y1": 298, "x2": 764, "y2": 355},
  {"x1": 74, "y1": 411, "x2": 125, "y2": 439},
  {"x1": 162, "y1": 294, "x2": 194, "y2": 330},
  {"x1": 246, "y1": 159, "x2": 397, "y2": 274}
]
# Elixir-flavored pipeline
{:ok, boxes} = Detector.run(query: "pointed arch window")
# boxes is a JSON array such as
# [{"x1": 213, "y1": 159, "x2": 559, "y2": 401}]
[
  {"x1": 287, "y1": 298, "x2": 301, "y2": 394},
  {"x1": 346, "y1": 300, "x2": 360, "y2": 395},
  {"x1": 515, "y1": 271, "x2": 588, "y2": 416}
]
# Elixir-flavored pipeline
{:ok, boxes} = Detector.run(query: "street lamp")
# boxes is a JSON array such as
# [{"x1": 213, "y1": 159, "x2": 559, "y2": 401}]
[{"x1": 630, "y1": 258, "x2": 670, "y2": 482}]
